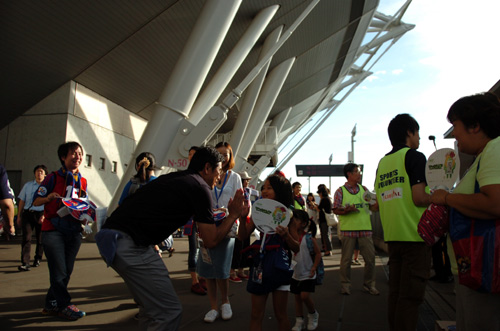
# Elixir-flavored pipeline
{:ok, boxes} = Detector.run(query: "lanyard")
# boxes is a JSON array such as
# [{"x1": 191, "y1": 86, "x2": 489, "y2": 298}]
[{"x1": 214, "y1": 171, "x2": 228, "y2": 208}]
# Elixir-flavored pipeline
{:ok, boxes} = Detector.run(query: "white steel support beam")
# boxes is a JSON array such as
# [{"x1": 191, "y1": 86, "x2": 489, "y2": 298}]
[
  {"x1": 275, "y1": 71, "x2": 371, "y2": 171},
  {"x1": 268, "y1": 107, "x2": 291, "y2": 144},
  {"x1": 168, "y1": 0, "x2": 318, "y2": 161},
  {"x1": 234, "y1": 57, "x2": 295, "y2": 172},
  {"x1": 271, "y1": 2, "x2": 415, "y2": 176},
  {"x1": 189, "y1": 5, "x2": 280, "y2": 126},
  {"x1": 242, "y1": 107, "x2": 291, "y2": 182},
  {"x1": 108, "y1": 0, "x2": 241, "y2": 213},
  {"x1": 230, "y1": 25, "x2": 283, "y2": 156}
]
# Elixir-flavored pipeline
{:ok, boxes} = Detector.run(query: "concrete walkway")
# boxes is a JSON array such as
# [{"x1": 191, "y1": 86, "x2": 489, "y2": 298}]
[{"x1": 0, "y1": 234, "x2": 455, "y2": 330}]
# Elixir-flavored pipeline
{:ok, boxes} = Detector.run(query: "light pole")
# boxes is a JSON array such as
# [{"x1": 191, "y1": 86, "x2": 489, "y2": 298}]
[
  {"x1": 348, "y1": 124, "x2": 356, "y2": 162},
  {"x1": 328, "y1": 153, "x2": 333, "y2": 192}
]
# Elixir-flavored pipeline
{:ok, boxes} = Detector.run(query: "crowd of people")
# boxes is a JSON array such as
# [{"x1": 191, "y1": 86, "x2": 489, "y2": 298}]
[{"x1": 1, "y1": 92, "x2": 499, "y2": 330}]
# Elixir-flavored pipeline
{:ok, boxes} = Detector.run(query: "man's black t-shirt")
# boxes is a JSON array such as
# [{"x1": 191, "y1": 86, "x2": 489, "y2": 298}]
[
  {"x1": 104, "y1": 169, "x2": 214, "y2": 246},
  {"x1": 384, "y1": 145, "x2": 427, "y2": 187}
]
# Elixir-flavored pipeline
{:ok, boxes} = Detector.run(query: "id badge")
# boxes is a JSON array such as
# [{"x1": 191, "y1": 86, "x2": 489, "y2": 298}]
[
  {"x1": 199, "y1": 238, "x2": 212, "y2": 264},
  {"x1": 251, "y1": 261, "x2": 263, "y2": 284}
]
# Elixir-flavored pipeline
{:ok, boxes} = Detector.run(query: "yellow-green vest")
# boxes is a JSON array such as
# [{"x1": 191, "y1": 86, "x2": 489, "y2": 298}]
[
  {"x1": 338, "y1": 185, "x2": 372, "y2": 231},
  {"x1": 294, "y1": 200, "x2": 305, "y2": 210},
  {"x1": 375, "y1": 148, "x2": 426, "y2": 242}
]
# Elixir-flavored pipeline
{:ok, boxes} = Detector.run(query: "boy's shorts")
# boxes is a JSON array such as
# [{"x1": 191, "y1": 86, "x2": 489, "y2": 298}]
[{"x1": 290, "y1": 278, "x2": 316, "y2": 294}]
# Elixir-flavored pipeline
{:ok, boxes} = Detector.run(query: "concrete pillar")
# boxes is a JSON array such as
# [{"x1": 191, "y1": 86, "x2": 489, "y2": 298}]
[{"x1": 108, "y1": 0, "x2": 242, "y2": 213}]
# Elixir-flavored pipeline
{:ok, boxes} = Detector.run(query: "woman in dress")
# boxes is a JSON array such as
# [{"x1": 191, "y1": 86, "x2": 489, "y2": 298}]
[{"x1": 198, "y1": 142, "x2": 242, "y2": 323}]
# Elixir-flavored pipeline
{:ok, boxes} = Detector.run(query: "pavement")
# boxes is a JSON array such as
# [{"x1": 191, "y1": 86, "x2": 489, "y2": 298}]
[{"x1": 0, "y1": 233, "x2": 456, "y2": 330}]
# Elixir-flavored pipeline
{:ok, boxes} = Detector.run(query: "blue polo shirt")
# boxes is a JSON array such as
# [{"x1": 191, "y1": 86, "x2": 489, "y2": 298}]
[{"x1": 18, "y1": 180, "x2": 44, "y2": 212}]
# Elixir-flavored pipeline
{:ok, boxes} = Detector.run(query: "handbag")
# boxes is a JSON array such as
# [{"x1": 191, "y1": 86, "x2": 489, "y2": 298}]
[
  {"x1": 243, "y1": 234, "x2": 293, "y2": 294},
  {"x1": 324, "y1": 210, "x2": 338, "y2": 227},
  {"x1": 449, "y1": 161, "x2": 500, "y2": 293},
  {"x1": 418, "y1": 204, "x2": 449, "y2": 246}
]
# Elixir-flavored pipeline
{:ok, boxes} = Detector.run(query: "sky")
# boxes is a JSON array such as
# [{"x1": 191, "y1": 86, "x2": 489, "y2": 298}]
[{"x1": 260, "y1": 0, "x2": 500, "y2": 195}]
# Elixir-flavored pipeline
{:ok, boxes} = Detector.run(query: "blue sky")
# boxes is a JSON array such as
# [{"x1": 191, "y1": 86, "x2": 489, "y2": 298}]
[{"x1": 261, "y1": 0, "x2": 500, "y2": 194}]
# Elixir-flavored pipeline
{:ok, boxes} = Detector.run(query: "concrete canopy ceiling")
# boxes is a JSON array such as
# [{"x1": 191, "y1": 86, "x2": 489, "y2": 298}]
[{"x1": 1, "y1": 0, "x2": 379, "y2": 138}]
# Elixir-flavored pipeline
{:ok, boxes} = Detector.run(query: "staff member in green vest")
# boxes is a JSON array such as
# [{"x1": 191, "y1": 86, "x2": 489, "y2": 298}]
[
  {"x1": 292, "y1": 182, "x2": 306, "y2": 210},
  {"x1": 333, "y1": 163, "x2": 379, "y2": 296},
  {"x1": 373, "y1": 114, "x2": 431, "y2": 331}
]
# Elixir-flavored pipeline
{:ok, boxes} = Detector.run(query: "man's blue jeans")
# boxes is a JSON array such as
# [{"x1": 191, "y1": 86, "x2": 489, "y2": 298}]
[{"x1": 42, "y1": 230, "x2": 81, "y2": 309}]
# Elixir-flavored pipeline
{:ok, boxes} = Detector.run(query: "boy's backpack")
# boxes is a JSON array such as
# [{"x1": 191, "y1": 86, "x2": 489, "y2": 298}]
[
  {"x1": 243, "y1": 234, "x2": 294, "y2": 295},
  {"x1": 305, "y1": 233, "x2": 324, "y2": 285}
]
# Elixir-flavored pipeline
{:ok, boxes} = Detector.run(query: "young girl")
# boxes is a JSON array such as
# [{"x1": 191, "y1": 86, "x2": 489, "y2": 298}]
[
  {"x1": 238, "y1": 174, "x2": 299, "y2": 331},
  {"x1": 306, "y1": 193, "x2": 319, "y2": 231},
  {"x1": 291, "y1": 209, "x2": 321, "y2": 331},
  {"x1": 118, "y1": 152, "x2": 157, "y2": 205}
]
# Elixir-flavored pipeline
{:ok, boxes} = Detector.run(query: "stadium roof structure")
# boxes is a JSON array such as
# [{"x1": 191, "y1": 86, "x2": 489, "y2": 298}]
[{"x1": 1, "y1": 0, "x2": 415, "y2": 173}]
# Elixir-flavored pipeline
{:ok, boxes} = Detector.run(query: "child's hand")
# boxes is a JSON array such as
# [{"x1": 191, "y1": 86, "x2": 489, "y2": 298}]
[
  {"x1": 275, "y1": 225, "x2": 289, "y2": 238},
  {"x1": 309, "y1": 268, "x2": 316, "y2": 278},
  {"x1": 241, "y1": 198, "x2": 251, "y2": 218}
]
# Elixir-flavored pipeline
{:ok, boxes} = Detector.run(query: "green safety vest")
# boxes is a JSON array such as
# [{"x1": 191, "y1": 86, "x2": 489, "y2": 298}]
[
  {"x1": 375, "y1": 148, "x2": 426, "y2": 242},
  {"x1": 294, "y1": 200, "x2": 305, "y2": 210},
  {"x1": 339, "y1": 185, "x2": 372, "y2": 231}
]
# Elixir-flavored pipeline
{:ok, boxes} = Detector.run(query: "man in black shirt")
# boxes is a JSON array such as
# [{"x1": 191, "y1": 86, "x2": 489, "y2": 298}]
[{"x1": 97, "y1": 147, "x2": 245, "y2": 330}]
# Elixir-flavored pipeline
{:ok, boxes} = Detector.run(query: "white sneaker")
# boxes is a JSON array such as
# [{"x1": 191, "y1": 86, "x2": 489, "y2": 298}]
[
  {"x1": 307, "y1": 310, "x2": 319, "y2": 330},
  {"x1": 363, "y1": 285, "x2": 380, "y2": 295},
  {"x1": 203, "y1": 309, "x2": 219, "y2": 323},
  {"x1": 220, "y1": 303, "x2": 232, "y2": 320},
  {"x1": 340, "y1": 286, "x2": 351, "y2": 295},
  {"x1": 292, "y1": 316, "x2": 305, "y2": 331}
]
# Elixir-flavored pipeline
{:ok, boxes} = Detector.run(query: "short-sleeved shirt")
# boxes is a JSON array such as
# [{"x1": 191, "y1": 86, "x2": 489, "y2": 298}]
[
  {"x1": 18, "y1": 180, "x2": 44, "y2": 212},
  {"x1": 0, "y1": 165, "x2": 14, "y2": 200},
  {"x1": 333, "y1": 182, "x2": 372, "y2": 237},
  {"x1": 35, "y1": 170, "x2": 88, "y2": 231},
  {"x1": 453, "y1": 136, "x2": 500, "y2": 195},
  {"x1": 212, "y1": 170, "x2": 242, "y2": 209},
  {"x1": 104, "y1": 169, "x2": 215, "y2": 246},
  {"x1": 388, "y1": 145, "x2": 427, "y2": 187}
]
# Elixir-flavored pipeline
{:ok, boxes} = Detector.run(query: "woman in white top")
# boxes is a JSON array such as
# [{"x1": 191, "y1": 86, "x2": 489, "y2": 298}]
[{"x1": 197, "y1": 142, "x2": 242, "y2": 323}]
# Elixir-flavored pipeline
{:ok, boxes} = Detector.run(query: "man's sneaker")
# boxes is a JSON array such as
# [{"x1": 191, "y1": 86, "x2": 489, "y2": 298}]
[
  {"x1": 220, "y1": 303, "x2": 232, "y2": 320},
  {"x1": 203, "y1": 309, "x2": 219, "y2": 323},
  {"x1": 33, "y1": 259, "x2": 41, "y2": 267},
  {"x1": 340, "y1": 286, "x2": 351, "y2": 295},
  {"x1": 42, "y1": 306, "x2": 59, "y2": 316},
  {"x1": 363, "y1": 285, "x2": 380, "y2": 295},
  {"x1": 58, "y1": 305, "x2": 86, "y2": 321},
  {"x1": 229, "y1": 275, "x2": 242, "y2": 283},
  {"x1": 291, "y1": 316, "x2": 305, "y2": 331},
  {"x1": 191, "y1": 283, "x2": 207, "y2": 295},
  {"x1": 307, "y1": 310, "x2": 319, "y2": 330},
  {"x1": 18, "y1": 264, "x2": 31, "y2": 271}
]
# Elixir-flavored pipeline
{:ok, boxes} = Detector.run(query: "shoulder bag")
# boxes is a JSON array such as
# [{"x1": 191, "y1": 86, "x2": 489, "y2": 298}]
[{"x1": 449, "y1": 161, "x2": 500, "y2": 293}]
